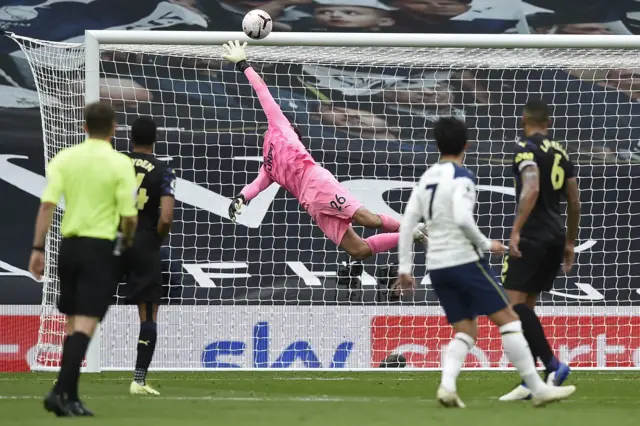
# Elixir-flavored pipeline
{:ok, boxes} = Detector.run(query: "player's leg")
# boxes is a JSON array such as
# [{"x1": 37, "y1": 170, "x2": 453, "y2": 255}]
[
  {"x1": 46, "y1": 238, "x2": 80, "y2": 417},
  {"x1": 338, "y1": 225, "x2": 411, "y2": 260},
  {"x1": 317, "y1": 212, "x2": 392, "y2": 260},
  {"x1": 352, "y1": 207, "x2": 428, "y2": 245},
  {"x1": 63, "y1": 238, "x2": 117, "y2": 416},
  {"x1": 129, "y1": 244, "x2": 163, "y2": 395},
  {"x1": 500, "y1": 244, "x2": 568, "y2": 401},
  {"x1": 338, "y1": 227, "x2": 375, "y2": 260},
  {"x1": 131, "y1": 302, "x2": 161, "y2": 395},
  {"x1": 430, "y1": 267, "x2": 475, "y2": 408},
  {"x1": 473, "y1": 260, "x2": 575, "y2": 407},
  {"x1": 305, "y1": 172, "x2": 424, "y2": 259},
  {"x1": 509, "y1": 292, "x2": 563, "y2": 378},
  {"x1": 352, "y1": 207, "x2": 399, "y2": 232},
  {"x1": 517, "y1": 244, "x2": 570, "y2": 385}
]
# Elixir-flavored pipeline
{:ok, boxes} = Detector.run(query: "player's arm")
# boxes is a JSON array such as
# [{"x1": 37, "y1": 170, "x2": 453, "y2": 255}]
[
  {"x1": 510, "y1": 164, "x2": 539, "y2": 252},
  {"x1": 158, "y1": 167, "x2": 177, "y2": 240},
  {"x1": 116, "y1": 158, "x2": 139, "y2": 247},
  {"x1": 398, "y1": 189, "x2": 423, "y2": 276},
  {"x1": 33, "y1": 155, "x2": 64, "y2": 250},
  {"x1": 394, "y1": 188, "x2": 422, "y2": 293},
  {"x1": 222, "y1": 40, "x2": 287, "y2": 125},
  {"x1": 229, "y1": 166, "x2": 274, "y2": 222},
  {"x1": 563, "y1": 157, "x2": 580, "y2": 272},
  {"x1": 29, "y1": 155, "x2": 64, "y2": 279},
  {"x1": 452, "y1": 179, "x2": 503, "y2": 253}
]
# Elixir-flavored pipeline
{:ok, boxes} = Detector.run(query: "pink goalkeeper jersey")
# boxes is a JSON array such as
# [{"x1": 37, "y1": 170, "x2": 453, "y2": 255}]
[{"x1": 240, "y1": 67, "x2": 317, "y2": 202}]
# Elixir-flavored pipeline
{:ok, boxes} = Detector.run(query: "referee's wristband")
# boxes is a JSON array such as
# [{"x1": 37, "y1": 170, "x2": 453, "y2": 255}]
[
  {"x1": 236, "y1": 60, "x2": 250, "y2": 72},
  {"x1": 32, "y1": 246, "x2": 45, "y2": 253}
]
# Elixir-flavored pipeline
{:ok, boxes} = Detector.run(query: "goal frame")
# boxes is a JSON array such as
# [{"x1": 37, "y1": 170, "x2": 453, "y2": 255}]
[{"x1": 33, "y1": 30, "x2": 640, "y2": 373}]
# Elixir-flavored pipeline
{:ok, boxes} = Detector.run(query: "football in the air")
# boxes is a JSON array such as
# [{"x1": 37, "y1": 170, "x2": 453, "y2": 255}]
[{"x1": 242, "y1": 9, "x2": 273, "y2": 40}]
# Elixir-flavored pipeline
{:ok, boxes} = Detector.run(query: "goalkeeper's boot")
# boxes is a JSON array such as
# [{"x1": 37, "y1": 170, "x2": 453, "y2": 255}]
[
  {"x1": 412, "y1": 222, "x2": 428, "y2": 248},
  {"x1": 66, "y1": 400, "x2": 95, "y2": 416},
  {"x1": 436, "y1": 386, "x2": 466, "y2": 408},
  {"x1": 531, "y1": 384, "x2": 576, "y2": 408},
  {"x1": 130, "y1": 381, "x2": 161, "y2": 395},
  {"x1": 44, "y1": 391, "x2": 72, "y2": 417},
  {"x1": 546, "y1": 362, "x2": 571, "y2": 386},
  {"x1": 499, "y1": 382, "x2": 532, "y2": 401}
]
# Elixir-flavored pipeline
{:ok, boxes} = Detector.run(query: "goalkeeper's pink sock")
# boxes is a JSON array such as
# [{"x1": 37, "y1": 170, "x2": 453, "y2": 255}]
[
  {"x1": 364, "y1": 233, "x2": 399, "y2": 255},
  {"x1": 378, "y1": 214, "x2": 400, "y2": 232}
]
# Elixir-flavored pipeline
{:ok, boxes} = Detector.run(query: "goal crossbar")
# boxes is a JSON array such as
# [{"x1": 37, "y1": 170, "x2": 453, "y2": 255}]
[{"x1": 85, "y1": 30, "x2": 640, "y2": 49}]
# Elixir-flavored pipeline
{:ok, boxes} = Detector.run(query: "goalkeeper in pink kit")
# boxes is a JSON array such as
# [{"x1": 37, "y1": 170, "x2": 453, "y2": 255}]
[{"x1": 223, "y1": 41, "x2": 427, "y2": 260}]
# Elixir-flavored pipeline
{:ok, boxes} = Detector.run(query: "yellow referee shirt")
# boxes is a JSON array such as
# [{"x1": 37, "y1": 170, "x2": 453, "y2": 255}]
[{"x1": 41, "y1": 138, "x2": 138, "y2": 241}]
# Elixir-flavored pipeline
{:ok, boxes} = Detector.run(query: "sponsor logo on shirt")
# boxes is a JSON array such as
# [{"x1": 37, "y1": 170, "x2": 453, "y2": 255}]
[{"x1": 265, "y1": 146, "x2": 274, "y2": 172}]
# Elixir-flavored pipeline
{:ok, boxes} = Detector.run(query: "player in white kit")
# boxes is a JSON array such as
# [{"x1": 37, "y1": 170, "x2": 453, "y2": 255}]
[{"x1": 394, "y1": 117, "x2": 576, "y2": 408}]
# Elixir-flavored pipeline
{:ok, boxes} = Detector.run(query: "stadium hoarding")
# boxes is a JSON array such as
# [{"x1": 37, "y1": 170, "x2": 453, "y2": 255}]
[
  {"x1": 2, "y1": 305, "x2": 640, "y2": 372},
  {"x1": 371, "y1": 314, "x2": 640, "y2": 369}
]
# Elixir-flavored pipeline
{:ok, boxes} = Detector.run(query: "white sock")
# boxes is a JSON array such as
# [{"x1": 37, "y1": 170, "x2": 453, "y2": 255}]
[
  {"x1": 499, "y1": 321, "x2": 546, "y2": 395},
  {"x1": 441, "y1": 332, "x2": 474, "y2": 393}
]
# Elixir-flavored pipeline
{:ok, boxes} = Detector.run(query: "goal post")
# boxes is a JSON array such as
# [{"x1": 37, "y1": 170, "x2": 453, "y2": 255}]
[{"x1": 9, "y1": 30, "x2": 640, "y2": 372}]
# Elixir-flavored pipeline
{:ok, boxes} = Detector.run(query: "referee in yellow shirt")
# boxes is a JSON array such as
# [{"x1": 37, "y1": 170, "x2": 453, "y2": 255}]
[{"x1": 28, "y1": 102, "x2": 138, "y2": 417}]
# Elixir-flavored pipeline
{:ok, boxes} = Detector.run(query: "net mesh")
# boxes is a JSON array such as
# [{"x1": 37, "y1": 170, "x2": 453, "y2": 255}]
[{"x1": 12, "y1": 34, "x2": 640, "y2": 370}]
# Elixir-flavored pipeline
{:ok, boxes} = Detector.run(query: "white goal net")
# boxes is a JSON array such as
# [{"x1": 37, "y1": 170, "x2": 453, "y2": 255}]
[{"x1": 11, "y1": 31, "x2": 640, "y2": 371}]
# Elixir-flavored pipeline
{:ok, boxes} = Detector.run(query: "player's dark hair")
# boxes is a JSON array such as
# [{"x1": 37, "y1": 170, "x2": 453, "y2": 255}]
[
  {"x1": 84, "y1": 102, "x2": 116, "y2": 137},
  {"x1": 131, "y1": 117, "x2": 158, "y2": 146},
  {"x1": 292, "y1": 125, "x2": 302, "y2": 141},
  {"x1": 434, "y1": 116, "x2": 467, "y2": 156},
  {"x1": 523, "y1": 99, "x2": 549, "y2": 126}
]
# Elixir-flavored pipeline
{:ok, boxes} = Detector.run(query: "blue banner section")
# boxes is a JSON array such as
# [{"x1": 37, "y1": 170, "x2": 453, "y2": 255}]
[{"x1": 201, "y1": 322, "x2": 355, "y2": 368}]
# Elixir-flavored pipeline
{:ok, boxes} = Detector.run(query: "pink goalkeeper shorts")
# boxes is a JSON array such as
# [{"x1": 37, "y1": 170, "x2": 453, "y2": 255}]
[{"x1": 300, "y1": 167, "x2": 363, "y2": 246}]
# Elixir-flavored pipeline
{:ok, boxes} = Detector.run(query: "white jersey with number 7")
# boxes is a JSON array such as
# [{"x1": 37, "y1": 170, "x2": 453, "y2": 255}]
[{"x1": 398, "y1": 161, "x2": 492, "y2": 273}]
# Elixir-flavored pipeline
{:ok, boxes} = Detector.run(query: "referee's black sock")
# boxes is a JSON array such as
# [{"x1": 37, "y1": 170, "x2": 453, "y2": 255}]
[
  {"x1": 513, "y1": 304, "x2": 559, "y2": 373},
  {"x1": 54, "y1": 332, "x2": 90, "y2": 400},
  {"x1": 134, "y1": 321, "x2": 157, "y2": 385}
]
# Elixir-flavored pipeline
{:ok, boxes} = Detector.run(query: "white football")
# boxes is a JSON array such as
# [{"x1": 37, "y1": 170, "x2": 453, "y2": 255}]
[{"x1": 242, "y1": 9, "x2": 273, "y2": 40}]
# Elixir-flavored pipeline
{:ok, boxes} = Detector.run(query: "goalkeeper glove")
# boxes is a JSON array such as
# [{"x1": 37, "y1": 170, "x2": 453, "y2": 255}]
[
  {"x1": 222, "y1": 40, "x2": 250, "y2": 72},
  {"x1": 228, "y1": 194, "x2": 246, "y2": 223}
]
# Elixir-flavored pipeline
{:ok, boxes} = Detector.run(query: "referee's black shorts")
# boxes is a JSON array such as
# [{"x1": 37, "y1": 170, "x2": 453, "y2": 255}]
[
  {"x1": 57, "y1": 237, "x2": 117, "y2": 321},
  {"x1": 502, "y1": 239, "x2": 564, "y2": 294},
  {"x1": 117, "y1": 232, "x2": 162, "y2": 305}
]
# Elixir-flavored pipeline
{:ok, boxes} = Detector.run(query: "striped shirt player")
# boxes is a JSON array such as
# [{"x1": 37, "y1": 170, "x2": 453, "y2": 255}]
[
  {"x1": 499, "y1": 100, "x2": 580, "y2": 402},
  {"x1": 119, "y1": 117, "x2": 176, "y2": 397},
  {"x1": 222, "y1": 40, "x2": 427, "y2": 261},
  {"x1": 29, "y1": 102, "x2": 138, "y2": 417},
  {"x1": 395, "y1": 117, "x2": 576, "y2": 408}
]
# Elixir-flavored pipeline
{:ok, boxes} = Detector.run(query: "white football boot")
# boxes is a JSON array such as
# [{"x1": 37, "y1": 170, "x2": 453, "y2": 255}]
[
  {"x1": 436, "y1": 386, "x2": 466, "y2": 408},
  {"x1": 499, "y1": 383, "x2": 532, "y2": 401},
  {"x1": 531, "y1": 385, "x2": 576, "y2": 408}
]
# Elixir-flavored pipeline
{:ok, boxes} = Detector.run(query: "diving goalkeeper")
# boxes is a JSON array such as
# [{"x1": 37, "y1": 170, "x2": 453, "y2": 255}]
[{"x1": 223, "y1": 41, "x2": 426, "y2": 260}]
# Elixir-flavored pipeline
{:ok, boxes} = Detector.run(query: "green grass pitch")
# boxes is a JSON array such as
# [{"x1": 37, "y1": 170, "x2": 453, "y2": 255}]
[{"x1": 1, "y1": 372, "x2": 639, "y2": 425}]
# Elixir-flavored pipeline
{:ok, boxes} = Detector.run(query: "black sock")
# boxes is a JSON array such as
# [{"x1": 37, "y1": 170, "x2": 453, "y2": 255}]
[
  {"x1": 53, "y1": 336, "x2": 71, "y2": 395},
  {"x1": 134, "y1": 321, "x2": 157, "y2": 385},
  {"x1": 513, "y1": 304, "x2": 559, "y2": 373},
  {"x1": 54, "y1": 332, "x2": 90, "y2": 400}
]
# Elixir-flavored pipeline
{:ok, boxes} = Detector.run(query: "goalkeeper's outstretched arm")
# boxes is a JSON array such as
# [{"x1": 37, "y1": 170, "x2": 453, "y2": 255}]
[
  {"x1": 241, "y1": 166, "x2": 273, "y2": 201},
  {"x1": 223, "y1": 40, "x2": 288, "y2": 126},
  {"x1": 229, "y1": 166, "x2": 274, "y2": 223}
]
